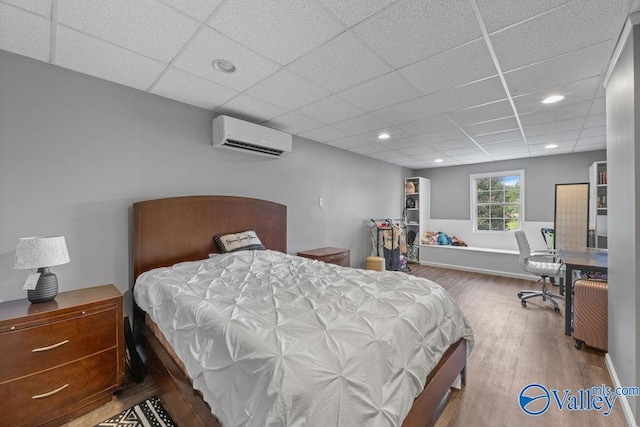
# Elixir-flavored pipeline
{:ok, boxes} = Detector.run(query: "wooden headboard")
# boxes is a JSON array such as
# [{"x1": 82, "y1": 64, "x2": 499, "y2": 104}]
[{"x1": 132, "y1": 196, "x2": 287, "y2": 281}]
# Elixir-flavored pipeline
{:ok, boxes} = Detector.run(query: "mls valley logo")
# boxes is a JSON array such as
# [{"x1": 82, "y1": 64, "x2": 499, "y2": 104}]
[{"x1": 519, "y1": 383, "x2": 618, "y2": 416}]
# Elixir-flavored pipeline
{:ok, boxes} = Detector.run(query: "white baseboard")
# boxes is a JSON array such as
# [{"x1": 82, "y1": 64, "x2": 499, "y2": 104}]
[
  {"x1": 419, "y1": 260, "x2": 537, "y2": 281},
  {"x1": 605, "y1": 353, "x2": 638, "y2": 426}
]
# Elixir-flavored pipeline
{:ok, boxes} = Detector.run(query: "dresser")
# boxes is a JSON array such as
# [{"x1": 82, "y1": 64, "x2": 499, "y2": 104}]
[
  {"x1": 297, "y1": 247, "x2": 350, "y2": 267},
  {"x1": 0, "y1": 284, "x2": 124, "y2": 427}
]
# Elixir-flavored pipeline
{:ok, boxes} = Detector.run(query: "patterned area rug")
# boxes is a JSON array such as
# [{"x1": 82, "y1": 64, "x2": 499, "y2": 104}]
[{"x1": 95, "y1": 396, "x2": 177, "y2": 427}]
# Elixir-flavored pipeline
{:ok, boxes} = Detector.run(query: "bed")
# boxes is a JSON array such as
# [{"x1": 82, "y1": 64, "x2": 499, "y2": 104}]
[{"x1": 132, "y1": 195, "x2": 473, "y2": 427}]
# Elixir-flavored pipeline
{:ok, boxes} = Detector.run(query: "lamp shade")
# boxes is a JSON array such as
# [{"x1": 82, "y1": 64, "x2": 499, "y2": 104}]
[{"x1": 14, "y1": 236, "x2": 70, "y2": 270}]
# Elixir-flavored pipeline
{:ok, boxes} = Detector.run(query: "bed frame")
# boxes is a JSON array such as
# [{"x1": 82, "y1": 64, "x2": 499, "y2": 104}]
[{"x1": 132, "y1": 195, "x2": 466, "y2": 427}]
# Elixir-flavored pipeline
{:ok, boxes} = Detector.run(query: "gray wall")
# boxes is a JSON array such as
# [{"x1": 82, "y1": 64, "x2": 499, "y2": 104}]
[
  {"x1": 0, "y1": 50, "x2": 410, "y2": 313},
  {"x1": 606, "y1": 22, "x2": 639, "y2": 420},
  {"x1": 415, "y1": 151, "x2": 606, "y2": 221}
]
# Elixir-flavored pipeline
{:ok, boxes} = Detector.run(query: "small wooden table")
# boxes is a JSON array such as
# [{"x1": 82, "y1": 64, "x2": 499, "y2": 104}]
[
  {"x1": 297, "y1": 247, "x2": 350, "y2": 267},
  {"x1": 560, "y1": 248, "x2": 608, "y2": 336}
]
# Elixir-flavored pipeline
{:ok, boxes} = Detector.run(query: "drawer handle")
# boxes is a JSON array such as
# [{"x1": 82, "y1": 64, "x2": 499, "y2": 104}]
[
  {"x1": 32, "y1": 339, "x2": 69, "y2": 352},
  {"x1": 32, "y1": 384, "x2": 69, "y2": 399}
]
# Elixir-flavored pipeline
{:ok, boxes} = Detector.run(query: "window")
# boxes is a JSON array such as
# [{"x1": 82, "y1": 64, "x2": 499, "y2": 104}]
[{"x1": 471, "y1": 170, "x2": 524, "y2": 232}]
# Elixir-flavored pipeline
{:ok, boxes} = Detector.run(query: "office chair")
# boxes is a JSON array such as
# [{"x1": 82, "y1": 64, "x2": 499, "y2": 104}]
[{"x1": 514, "y1": 230, "x2": 565, "y2": 313}]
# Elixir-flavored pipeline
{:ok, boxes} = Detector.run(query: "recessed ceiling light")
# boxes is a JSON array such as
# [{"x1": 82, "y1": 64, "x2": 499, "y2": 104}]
[
  {"x1": 545, "y1": 144, "x2": 558, "y2": 149},
  {"x1": 434, "y1": 158, "x2": 444, "y2": 163},
  {"x1": 542, "y1": 95, "x2": 564, "y2": 104},
  {"x1": 378, "y1": 133, "x2": 390, "y2": 140},
  {"x1": 212, "y1": 59, "x2": 236, "y2": 73}
]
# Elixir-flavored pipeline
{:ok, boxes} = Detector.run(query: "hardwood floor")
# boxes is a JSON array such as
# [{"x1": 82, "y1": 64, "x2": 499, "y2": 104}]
[
  {"x1": 65, "y1": 265, "x2": 623, "y2": 426},
  {"x1": 406, "y1": 264, "x2": 624, "y2": 427}
]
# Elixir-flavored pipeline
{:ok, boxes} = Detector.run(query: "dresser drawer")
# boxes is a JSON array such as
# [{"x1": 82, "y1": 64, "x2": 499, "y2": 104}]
[
  {"x1": 321, "y1": 251, "x2": 350, "y2": 267},
  {"x1": 0, "y1": 306, "x2": 117, "y2": 383},
  {"x1": 0, "y1": 348, "x2": 118, "y2": 427},
  {"x1": 297, "y1": 247, "x2": 350, "y2": 267}
]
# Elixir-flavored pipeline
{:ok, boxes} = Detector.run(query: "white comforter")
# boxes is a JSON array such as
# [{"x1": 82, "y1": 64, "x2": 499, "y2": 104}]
[{"x1": 134, "y1": 250, "x2": 473, "y2": 427}]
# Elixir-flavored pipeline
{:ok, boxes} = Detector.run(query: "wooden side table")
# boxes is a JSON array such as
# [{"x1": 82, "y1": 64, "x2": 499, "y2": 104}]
[
  {"x1": 0, "y1": 284, "x2": 124, "y2": 427},
  {"x1": 297, "y1": 247, "x2": 350, "y2": 267}
]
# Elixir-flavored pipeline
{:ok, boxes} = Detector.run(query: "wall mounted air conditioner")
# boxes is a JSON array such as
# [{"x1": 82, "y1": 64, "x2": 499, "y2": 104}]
[{"x1": 212, "y1": 115, "x2": 292, "y2": 158}]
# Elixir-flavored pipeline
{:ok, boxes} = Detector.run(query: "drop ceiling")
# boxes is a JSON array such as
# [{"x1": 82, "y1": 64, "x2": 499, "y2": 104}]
[{"x1": 1, "y1": 0, "x2": 638, "y2": 168}]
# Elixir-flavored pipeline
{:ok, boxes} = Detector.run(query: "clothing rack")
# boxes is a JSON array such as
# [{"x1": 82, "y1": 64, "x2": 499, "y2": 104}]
[{"x1": 370, "y1": 219, "x2": 409, "y2": 271}]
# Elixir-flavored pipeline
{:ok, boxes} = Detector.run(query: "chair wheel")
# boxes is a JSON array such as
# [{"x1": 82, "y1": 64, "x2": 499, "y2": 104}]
[
  {"x1": 521, "y1": 300, "x2": 527, "y2": 307},
  {"x1": 554, "y1": 306, "x2": 560, "y2": 313},
  {"x1": 517, "y1": 292, "x2": 523, "y2": 298},
  {"x1": 574, "y1": 340, "x2": 584, "y2": 349}
]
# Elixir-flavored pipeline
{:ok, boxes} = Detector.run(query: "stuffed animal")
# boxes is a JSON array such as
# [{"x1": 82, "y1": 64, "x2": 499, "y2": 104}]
[
  {"x1": 437, "y1": 231, "x2": 452, "y2": 245},
  {"x1": 451, "y1": 236, "x2": 468, "y2": 246}
]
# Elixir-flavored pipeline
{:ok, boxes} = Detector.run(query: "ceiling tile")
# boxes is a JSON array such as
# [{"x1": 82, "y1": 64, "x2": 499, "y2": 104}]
[
  {"x1": 216, "y1": 94, "x2": 287, "y2": 123},
  {"x1": 352, "y1": 0, "x2": 481, "y2": 68},
  {"x1": 209, "y1": 0, "x2": 344, "y2": 66},
  {"x1": 327, "y1": 135, "x2": 371, "y2": 150},
  {"x1": 398, "y1": 40, "x2": 496, "y2": 95},
  {"x1": 504, "y1": 41, "x2": 614, "y2": 96},
  {"x1": 349, "y1": 143, "x2": 390, "y2": 155},
  {"x1": 411, "y1": 151, "x2": 448, "y2": 161},
  {"x1": 420, "y1": 127, "x2": 468, "y2": 144},
  {"x1": 245, "y1": 68, "x2": 330, "y2": 110},
  {"x1": 396, "y1": 115, "x2": 456, "y2": 136},
  {"x1": 584, "y1": 113, "x2": 606, "y2": 128},
  {"x1": 299, "y1": 125, "x2": 350, "y2": 142},
  {"x1": 264, "y1": 112, "x2": 322, "y2": 134},
  {"x1": 317, "y1": 0, "x2": 397, "y2": 27},
  {"x1": 433, "y1": 138, "x2": 478, "y2": 151},
  {"x1": 161, "y1": 0, "x2": 223, "y2": 21},
  {"x1": 474, "y1": 129, "x2": 523, "y2": 145},
  {"x1": 442, "y1": 145, "x2": 486, "y2": 156},
  {"x1": 512, "y1": 76, "x2": 601, "y2": 114},
  {"x1": 477, "y1": 0, "x2": 570, "y2": 33},
  {"x1": 151, "y1": 67, "x2": 238, "y2": 109},
  {"x1": 491, "y1": 151, "x2": 531, "y2": 160},
  {"x1": 368, "y1": 150, "x2": 411, "y2": 161},
  {"x1": 3, "y1": 0, "x2": 52, "y2": 17},
  {"x1": 393, "y1": 136, "x2": 436, "y2": 151},
  {"x1": 482, "y1": 139, "x2": 526, "y2": 151},
  {"x1": 337, "y1": 71, "x2": 419, "y2": 111},
  {"x1": 590, "y1": 97, "x2": 606, "y2": 114},
  {"x1": 447, "y1": 100, "x2": 514, "y2": 126},
  {"x1": 574, "y1": 142, "x2": 606, "y2": 152},
  {"x1": 523, "y1": 117, "x2": 585, "y2": 137},
  {"x1": 519, "y1": 100, "x2": 592, "y2": 126},
  {"x1": 529, "y1": 139, "x2": 576, "y2": 149},
  {"x1": 58, "y1": 0, "x2": 199, "y2": 62},
  {"x1": 296, "y1": 95, "x2": 364, "y2": 124},
  {"x1": 529, "y1": 147, "x2": 574, "y2": 157},
  {"x1": 332, "y1": 113, "x2": 390, "y2": 135},
  {"x1": 174, "y1": 27, "x2": 279, "y2": 91},
  {"x1": 0, "y1": 3, "x2": 50, "y2": 61},
  {"x1": 463, "y1": 116, "x2": 518, "y2": 136},
  {"x1": 579, "y1": 126, "x2": 606, "y2": 138},
  {"x1": 491, "y1": 0, "x2": 629, "y2": 71},
  {"x1": 451, "y1": 152, "x2": 491, "y2": 162},
  {"x1": 525, "y1": 130, "x2": 580, "y2": 145},
  {"x1": 287, "y1": 32, "x2": 392, "y2": 93},
  {"x1": 357, "y1": 126, "x2": 410, "y2": 143},
  {"x1": 374, "y1": 76, "x2": 506, "y2": 125},
  {"x1": 56, "y1": 27, "x2": 166, "y2": 91},
  {"x1": 575, "y1": 136, "x2": 606, "y2": 147}
]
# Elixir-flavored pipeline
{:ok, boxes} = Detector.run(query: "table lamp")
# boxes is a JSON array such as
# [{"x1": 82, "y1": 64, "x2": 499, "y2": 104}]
[{"x1": 14, "y1": 236, "x2": 70, "y2": 303}]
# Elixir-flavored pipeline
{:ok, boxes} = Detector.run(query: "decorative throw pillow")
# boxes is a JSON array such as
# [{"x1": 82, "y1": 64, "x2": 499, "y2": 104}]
[{"x1": 214, "y1": 230, "x2": 266, "y2": 253}]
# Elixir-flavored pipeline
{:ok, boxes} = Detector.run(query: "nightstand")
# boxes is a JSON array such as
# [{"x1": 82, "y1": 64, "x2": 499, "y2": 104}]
[
  {"x1": 0, "y1": 284, "x2": 124, "y2": 427},
  {"x1": 297, "y1": 247, "x2": 350, "y2": 267}
]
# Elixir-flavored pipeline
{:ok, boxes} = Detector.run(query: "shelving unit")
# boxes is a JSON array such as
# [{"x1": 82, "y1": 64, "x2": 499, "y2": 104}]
[
  {"x1": 589, "y1": 161, "x2": 607, "y2": 249},
  {"x1": 404, "y1": 177, "x2": 430, "y2": 262}
]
